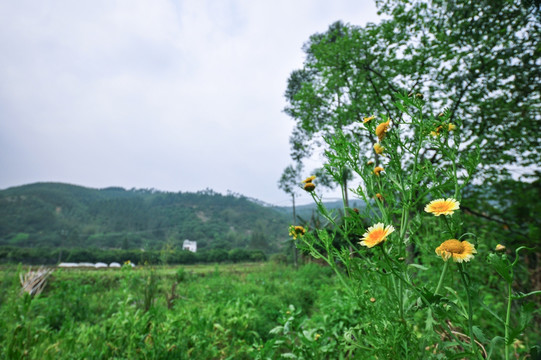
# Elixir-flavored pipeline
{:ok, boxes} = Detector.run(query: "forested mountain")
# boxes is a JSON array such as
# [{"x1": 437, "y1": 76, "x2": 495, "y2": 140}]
[{"x1": 0, "y1": 182, "x2": 290, "y2": 254}]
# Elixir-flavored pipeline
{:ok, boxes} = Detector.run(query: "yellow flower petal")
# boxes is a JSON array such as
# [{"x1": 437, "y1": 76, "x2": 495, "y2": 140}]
[
  {"x1": 495, "y1": 244, "x2": 506, "y2": 252},
  {"x1": 375, "y1": 120, "x2": 391, "y2": 141},
  {"x1": 302, "y1": 175, "x2": 316, "y2": 183},
  {"x1": 363, "y1": 115, "x2": 376, "y2": 123},
  {"x1": 373, "y1": 143, "x2": 384, "y2": 155},
  {"x1": 373, "y1": 166, "x2": 384, "y2": 176}
]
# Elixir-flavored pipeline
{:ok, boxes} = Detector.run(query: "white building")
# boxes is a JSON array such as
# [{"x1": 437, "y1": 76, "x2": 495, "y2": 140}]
[{"x1": 182, "y1": 239, "x2": 197, "y2": 253}]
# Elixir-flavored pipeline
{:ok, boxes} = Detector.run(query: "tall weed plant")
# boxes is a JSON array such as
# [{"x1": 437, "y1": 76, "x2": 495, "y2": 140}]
[{"x1": 292, "y1": 94, "x2": 540, "y2": 359}]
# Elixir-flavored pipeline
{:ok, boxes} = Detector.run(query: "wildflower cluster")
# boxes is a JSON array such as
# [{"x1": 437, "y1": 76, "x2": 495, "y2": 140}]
[
  {"x1": 286, "y1": 95, "x2": 532, "y2": 358},
  {"x1": 430, "y1": 123, "x2": 456, "y2": 137},
  {"x1": 360, "y1": 196, "x2": 476, "y2": 262}
]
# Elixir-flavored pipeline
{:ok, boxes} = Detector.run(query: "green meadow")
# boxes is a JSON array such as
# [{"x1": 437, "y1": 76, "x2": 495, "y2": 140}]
[{"x1": 1, "y1": 259, "x2": 540, "y2": 359}]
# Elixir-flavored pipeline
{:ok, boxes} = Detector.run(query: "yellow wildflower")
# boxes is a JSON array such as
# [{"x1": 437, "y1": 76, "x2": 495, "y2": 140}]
[
  {"x1": 289, "y1": 225, "x2": 306, "y2": 239},
  {"x1": 435, "y1": 239, "x2": 476, "y2": 263},
  {"x1": 495, "y1": 244, "x2": 506, "y2": 252},
  {"x1": 375, "y1": 119, "x2": 391, "y2": 141},
  {"x1": 375, "y1": 193, "x2": 384, "y2": 200},
  {"x1": 373, "y1": 166, "x2": 384, "y2": 176},
  {"x1": 448, "y1": 123, "x2": 456, "y2": 131},
  {"x1": 302, "y1": 175, "x2": 316, "y2": 183},
  {"x1": 363, "y1": 115, "x2": 376, "y2": 123},
  {"x1": 360, "y1": 223, "x2": 395, "y2": 248},
  {"x1": 431, "y1": 126, "x2": 443, "y2": 137},
  {"x1": 424, "y1": 198, "x2": 460, "y2": 216},
  {"x1": 373, "y1": 143, "x2": 384, "y2": 155},
  {"x1": 303, "y1": 182, "x2": 316, "y2": 192}
]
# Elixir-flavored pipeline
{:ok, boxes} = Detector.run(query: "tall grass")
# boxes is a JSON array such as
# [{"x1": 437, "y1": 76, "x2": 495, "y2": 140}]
[{"x1": 0, "y1": 263, "x2": 337, "y2": 359}]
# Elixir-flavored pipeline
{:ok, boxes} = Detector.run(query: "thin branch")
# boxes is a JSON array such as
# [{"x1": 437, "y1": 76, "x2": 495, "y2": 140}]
[
  {"x1": 461, "y1": 205, "x2": 529, "y2": 239},
  {"x1": 366, "y1": 71, "x2": 393, "y2": 116}
]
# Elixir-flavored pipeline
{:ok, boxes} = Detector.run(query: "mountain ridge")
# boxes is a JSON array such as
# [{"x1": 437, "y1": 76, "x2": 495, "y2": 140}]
[{"x1": 0, "y1": 182, "x2": 290, "y2": 253}]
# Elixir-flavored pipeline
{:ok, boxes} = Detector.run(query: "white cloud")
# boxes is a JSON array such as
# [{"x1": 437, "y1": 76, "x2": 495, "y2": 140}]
[{"x1": 0, "y1": 0, "x2": 379, "y2": 205}]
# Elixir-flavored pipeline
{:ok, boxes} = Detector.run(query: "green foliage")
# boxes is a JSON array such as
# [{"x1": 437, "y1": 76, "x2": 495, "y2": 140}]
[
  {"x1": 0, "y1": 246, "x2": 268, "y2": 266},
  {"x1": 0, "y1": 183, "x2": 290, "y2": 255},
  {"x1": 287, "y1": 95, "x2": 541, "y2": 358},
  {"x1": 285, "y1": 0, "x2": 540, "y2": 181},
  {"x1": 280, "y1": 4, "x2": 541, "y2": 355},
  {"x1": 0, "y1": 263, "x2": 335, "y2": 359}
]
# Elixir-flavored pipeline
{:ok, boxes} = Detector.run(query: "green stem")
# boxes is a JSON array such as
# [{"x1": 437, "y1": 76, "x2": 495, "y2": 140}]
[
  {"x1": 398, "y1": 206, "x2": 409, "y2": 255},
  {"x1": 380, "y1": 249, "x2": 466, "y2": 347},
  {"x1": 504, "y1": 281, "x2": 512, "y2": 360},
  {"x1": 434, "y1": 260, "x2": 449, "y2": 295},
  {"x1": 381, "y1": 247, "x2": 405, "y2": 322},
  {"x1": 397, "y1": 207, "x2": 409, "y2": 320},
  {"x1": 442, "y1": 215, "x2": 454, "y2": 238},
  {"x1": 398, "y1": 276, "x2": 404, "y2": 321},
  {"x1": 304, "y1": 237, "x2": 353, "y2": 296},
  {"x1": 451, "y1": 151, "x2": 459, "y2": 200},
  {"x1": 458, "y1": 263, "x2": 477, "y2": 357}
]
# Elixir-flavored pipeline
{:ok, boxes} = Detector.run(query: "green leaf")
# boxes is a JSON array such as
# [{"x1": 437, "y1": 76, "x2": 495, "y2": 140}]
[
  {"x1": 480, "y1": 300, "x2": 505, "y2": 325},
  {"x1": 269, "y1": 326, "x2": 284, "y2": 335},
  {"x1": 486, "y1": 336, "x2": 505, "y2": 359},
  {"x1": 425, "y1": 308, "x2": 437, "y2": 332},
  {"x1": 512, "y1": 290, "x2": 541, "y2": 300},
  {"x1": 487, "y1": 253, "x2": 512, "y2": 283},
  {"x1": 407, "y1": 263, "x2": 429, "y2": 271},
  {"x1": 472, "y1": 326, "x2": 487, "y2": 343},
  {"x1": 280, "y1": 353, "x2": 297, "y2": 359}
]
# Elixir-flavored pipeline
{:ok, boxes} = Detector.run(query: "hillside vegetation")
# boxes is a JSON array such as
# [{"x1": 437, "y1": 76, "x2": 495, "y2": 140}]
[{"x1": 0, "y1": 182, "x2": 290, "y2": 254}]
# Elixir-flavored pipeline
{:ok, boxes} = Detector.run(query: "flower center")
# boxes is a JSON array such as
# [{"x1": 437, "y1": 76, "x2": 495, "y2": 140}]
[
  {"x1": 441, "y1": 239, "x2": 464, "y2": 254},
  {"x1": 432, "y1": 202, "x2": 450, "y2": 211},
  {"x1": 369, "y1": 229, "x2": 385, "y2": 241}
]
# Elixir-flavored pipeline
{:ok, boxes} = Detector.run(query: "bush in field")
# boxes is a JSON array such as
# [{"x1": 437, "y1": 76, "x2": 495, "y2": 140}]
[
  {"x1": 207, "y1": 248, "x2": 229, "y2": 262},
  {"x1": 228, "y1": 248, "x2": 250, "y2": 263},
  {"x1": 249, "y1": 250, "x2": 267, "y2": 262}
]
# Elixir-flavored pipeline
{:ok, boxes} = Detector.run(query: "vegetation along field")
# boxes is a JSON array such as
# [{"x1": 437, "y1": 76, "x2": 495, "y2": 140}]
[{"x1": 1, "y1": 263, "x2": 347, "y2": 359}]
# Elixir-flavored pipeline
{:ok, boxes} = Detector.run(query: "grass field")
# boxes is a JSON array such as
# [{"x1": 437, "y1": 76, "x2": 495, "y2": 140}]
[
  {"x1": 1, "y1": 260, "x2": 539, "y2": 359},
  {"x1": 0, "y1": 262, "x2": 347, "y2": 359}
]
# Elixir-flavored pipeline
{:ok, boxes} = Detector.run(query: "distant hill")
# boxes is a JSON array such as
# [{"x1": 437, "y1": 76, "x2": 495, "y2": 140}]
[
  {"x1": 274, "y1": 199, "x2": 366, "y2": 221},
  {"x1": 0, "y1": 182, "x2": 290, "y2": 253}
]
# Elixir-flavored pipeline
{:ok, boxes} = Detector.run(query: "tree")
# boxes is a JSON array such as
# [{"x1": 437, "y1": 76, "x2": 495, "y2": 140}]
[{"x1": 285, "y1": 1, "x2": 540, "y2": 185}]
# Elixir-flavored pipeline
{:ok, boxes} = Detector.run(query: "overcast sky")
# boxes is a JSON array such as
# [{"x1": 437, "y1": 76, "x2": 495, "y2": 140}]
[{"x1": 0, "y1": 0, "x2": 380, "y2": 206}]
